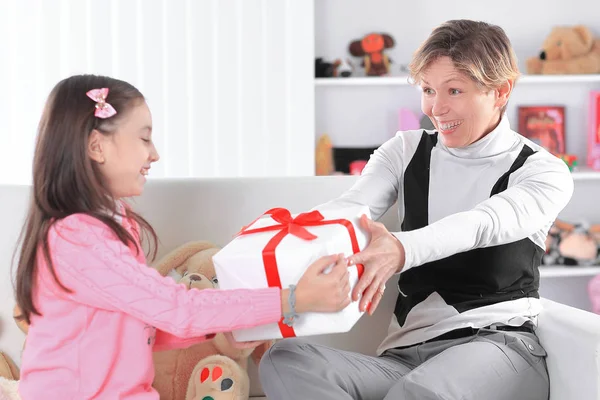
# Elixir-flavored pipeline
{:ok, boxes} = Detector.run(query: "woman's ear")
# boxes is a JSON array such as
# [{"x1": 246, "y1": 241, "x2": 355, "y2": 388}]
[
  {"x1": 88, "y1": 129, "x2": 105, "y2": 164},
  {"x1": 495, "y1": 80, "x2": 514, "y2": 109}
]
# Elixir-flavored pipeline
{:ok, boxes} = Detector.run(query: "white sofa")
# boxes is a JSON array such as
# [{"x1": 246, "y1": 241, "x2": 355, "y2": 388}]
[{"x1": 1, "y1": 176, "x2": 600, "y2": 400}]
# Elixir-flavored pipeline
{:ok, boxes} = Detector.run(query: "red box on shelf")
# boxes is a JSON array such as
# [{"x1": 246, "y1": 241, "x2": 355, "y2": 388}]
[{"x1": 517, "y1": 106, "x2": 565, "y2": 155}]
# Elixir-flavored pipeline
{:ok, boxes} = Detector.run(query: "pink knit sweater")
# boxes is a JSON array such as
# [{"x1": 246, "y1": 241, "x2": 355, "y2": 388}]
[{"x1": 18, "y1": 212, "x2": 281, "y2": 399}]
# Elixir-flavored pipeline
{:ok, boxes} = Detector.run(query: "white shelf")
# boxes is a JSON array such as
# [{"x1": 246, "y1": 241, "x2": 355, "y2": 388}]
[
  {"x1": 315, "y1": 74, "x2": 600, "y2": 87},
  {"x1": 572, "y1": 168, "x2": 600, "y2": 181},
  {"x1": 540, "y1": 265, "x2": 600, "y2": 278}
]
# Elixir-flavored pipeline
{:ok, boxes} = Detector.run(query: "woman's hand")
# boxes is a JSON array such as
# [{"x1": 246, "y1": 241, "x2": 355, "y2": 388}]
[
  {"x1": 223, "y1": 331, "x2": 269, "y2": 349},
  {"x1": 347, "y1": 214, "x2": 405, "y2": 315},
  {"x1": 285, "y1": 253, "x2": 352, "y2": 314}
]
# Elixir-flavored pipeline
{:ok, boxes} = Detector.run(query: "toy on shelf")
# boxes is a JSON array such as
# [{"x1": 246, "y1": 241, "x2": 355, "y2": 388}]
[
  {"x1": 349, "y1": 33, "x2": 395, "y2": 76},
  {"x1": 315, "y1": 134, "x2": 334, "y2": 175},
  {"x1": 398, "y1": 108, "x2": 420, "y2": 131},
  {"x1": 543, "y1": 219, "x2": 600, "y2": 266},
  {"x1": 526, "y1": 25, "x2": 600, "y2": 75},
  {"x1": 557, "y1": 154, "x2": 578, "y2": 171},
  {"x1": 315, "y1": 57, "x2": 354, "y2": 78},
  {"x1": 349, "y1": 160, "x2": 367, "y2": 175}
]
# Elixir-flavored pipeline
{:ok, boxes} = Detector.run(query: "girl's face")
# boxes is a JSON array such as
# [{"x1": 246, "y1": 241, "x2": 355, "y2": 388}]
[
  {"x1": 88, "y1": 101, "x2": 160, "y2": 198},
  {"x1": 419, "y1": 56, "x2": 512, "y2": 148}
]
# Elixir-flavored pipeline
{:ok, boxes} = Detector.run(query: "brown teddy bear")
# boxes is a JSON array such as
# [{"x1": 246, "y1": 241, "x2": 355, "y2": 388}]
[
  {"x1": 152, "y1": 241, "x2": 273, "y2": 400},
  {"x1": 0, "y1": 351, "x2": 20, "y2": 399},
  {"x1": 0, "y1": 309, "x2": 25, "y2": 400},
  {"x1": 527, "y1": 25, "x2": 600, "y2": 75}
]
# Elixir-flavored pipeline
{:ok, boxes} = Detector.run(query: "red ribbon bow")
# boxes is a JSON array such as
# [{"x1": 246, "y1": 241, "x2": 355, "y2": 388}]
[{"x1": 237, "y1": 207, "x2": 364, "y2": 337}]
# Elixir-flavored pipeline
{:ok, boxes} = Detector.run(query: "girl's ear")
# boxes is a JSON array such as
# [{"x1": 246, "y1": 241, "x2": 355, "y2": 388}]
[{"x1": 88, "y1": 129, "x2": 106, "y2": 164}]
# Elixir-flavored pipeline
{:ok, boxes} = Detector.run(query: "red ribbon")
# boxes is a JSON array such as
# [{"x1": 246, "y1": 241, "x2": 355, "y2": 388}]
[{"x1": 236, "y1": 208, "x2": 364, "y2": 337}]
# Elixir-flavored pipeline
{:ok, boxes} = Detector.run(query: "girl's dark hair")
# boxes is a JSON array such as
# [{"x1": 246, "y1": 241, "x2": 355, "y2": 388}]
[{"x1": 14, "y1": 74, "x2": 158, "y2": 325}]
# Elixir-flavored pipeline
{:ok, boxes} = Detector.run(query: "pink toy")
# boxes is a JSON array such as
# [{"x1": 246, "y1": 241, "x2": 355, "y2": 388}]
[
  {"x1": 398, "y1": 108, "x2": 420, "y2": 131},
  {"x1": 588, "y1": 91, "x2": 600, "y2": 170},
  {"x1": 349, "y1": 160, "x2": 367, "y2": 175},
  {"x1": 588, "y1": 274, "x2": 600, "y2": 314}
]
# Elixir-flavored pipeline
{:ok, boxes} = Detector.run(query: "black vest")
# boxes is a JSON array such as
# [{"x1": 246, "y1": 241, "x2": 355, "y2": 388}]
[{"x1": 394, "y1": 131, "x2": 543, "y2": 327}]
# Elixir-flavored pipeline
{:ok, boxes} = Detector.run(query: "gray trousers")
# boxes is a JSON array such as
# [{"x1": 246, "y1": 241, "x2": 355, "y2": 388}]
[{"x1": 259, "y1": 328, "x2": 549, "y2": 400}]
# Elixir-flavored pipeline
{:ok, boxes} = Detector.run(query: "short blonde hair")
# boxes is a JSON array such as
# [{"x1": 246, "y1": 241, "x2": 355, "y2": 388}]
[{"x1": 409, "y1": 20, "x2": 520, "y2": 92}]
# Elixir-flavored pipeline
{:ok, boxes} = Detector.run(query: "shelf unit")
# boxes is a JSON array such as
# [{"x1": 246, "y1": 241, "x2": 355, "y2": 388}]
[
  {"x1": 572, "y1": 168, "x2": 600, "y2": 180},
  {"x1": 540, "y1": 266, "x2": 600, "y2": 278}
]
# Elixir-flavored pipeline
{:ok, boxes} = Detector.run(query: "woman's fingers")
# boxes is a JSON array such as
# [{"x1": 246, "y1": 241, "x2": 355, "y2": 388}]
[{"x1": 367, "y1": 281, "x2": 387, "y2": 315}]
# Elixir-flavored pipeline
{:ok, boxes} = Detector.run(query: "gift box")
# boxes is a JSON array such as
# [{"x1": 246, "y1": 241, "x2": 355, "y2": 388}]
[{"x1": 212, "y1": 205, "x2": 371, "y2": 341}]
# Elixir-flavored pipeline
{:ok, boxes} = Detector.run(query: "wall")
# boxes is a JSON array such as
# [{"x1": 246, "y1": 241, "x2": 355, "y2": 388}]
[{"x1": 0, "y1": 0, "x2": 316, "y2": 184}]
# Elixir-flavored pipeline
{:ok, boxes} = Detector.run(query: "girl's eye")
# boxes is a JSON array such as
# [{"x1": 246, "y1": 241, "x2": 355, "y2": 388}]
[
  {"x1": 423, "y1": 88, "x2": 434, "y2": 95},
  {"x1": 142, "y1": 138, "x2": 150, "y2": 143},
  {"x1": 450, "y1": 89, "x2": 461, "y2": 95}
]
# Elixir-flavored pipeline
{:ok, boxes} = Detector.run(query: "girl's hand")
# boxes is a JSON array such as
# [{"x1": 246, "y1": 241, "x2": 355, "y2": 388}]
[
  {"x1": 284, "y1": 253, "x2": 351, "y2": 314},
  {"x1": 223, "y1": 331, "x2": 269, "y2": 349}
]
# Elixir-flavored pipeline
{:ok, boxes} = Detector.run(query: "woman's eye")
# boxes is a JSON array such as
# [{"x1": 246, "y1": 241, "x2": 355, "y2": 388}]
[
  {"x1": 142, "y1": 138, "x2": 150, "y2": 143},
  {"x1": 450, "y1": 89, "x2": 461, "y2": 95},
  {"x1": 423, "y1": 88, "x2": 434, "y2": 95}
]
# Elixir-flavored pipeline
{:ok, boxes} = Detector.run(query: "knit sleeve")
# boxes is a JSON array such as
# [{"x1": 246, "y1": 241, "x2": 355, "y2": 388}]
[
  {"x1": 48, "y1": 214, "x2": 282, "y2": 338},
  {"x1": 153, "y1": 330, "x2": 212, "y2": 351}
]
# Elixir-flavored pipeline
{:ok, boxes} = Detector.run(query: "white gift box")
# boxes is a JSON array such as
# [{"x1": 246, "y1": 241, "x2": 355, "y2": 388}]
[{"x1": 212, "y1": 205, "x2": 371, "y2": 341}]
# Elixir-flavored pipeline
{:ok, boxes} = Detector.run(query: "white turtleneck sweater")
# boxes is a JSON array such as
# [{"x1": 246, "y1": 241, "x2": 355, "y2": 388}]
[{"x1": 315, "y1": 116, "x2": 574, "y2": 351}]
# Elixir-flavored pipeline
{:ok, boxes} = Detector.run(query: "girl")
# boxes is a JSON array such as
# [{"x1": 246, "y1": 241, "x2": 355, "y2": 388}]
[{"x1": 14, "y1": 74, "x2": 352, "y2": 399}]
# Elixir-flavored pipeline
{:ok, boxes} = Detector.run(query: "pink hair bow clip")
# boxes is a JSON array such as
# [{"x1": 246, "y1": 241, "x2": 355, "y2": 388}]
[{"x1": 86, "y1": 88, "x2": 117, "y2": 118}]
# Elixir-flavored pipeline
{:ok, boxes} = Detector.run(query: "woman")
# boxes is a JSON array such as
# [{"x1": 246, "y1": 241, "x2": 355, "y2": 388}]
[{"x1": 259, "y1": 19, "x2": 573, "y2": 400}]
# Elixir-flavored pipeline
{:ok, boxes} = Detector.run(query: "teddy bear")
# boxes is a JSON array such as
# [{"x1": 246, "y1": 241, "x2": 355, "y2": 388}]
[
  {"x1": 526, "y1": 25, "x2": 600, "y2": 75},
  {"x1": 151, "y1": 240, "x2": 273, "y2": 400},
  {"x1": 0, "y1": 350, "x2": 20, "y2": 400},
  {"x1": 0, "y1": 307, "x2": 26, "y2": 400}
]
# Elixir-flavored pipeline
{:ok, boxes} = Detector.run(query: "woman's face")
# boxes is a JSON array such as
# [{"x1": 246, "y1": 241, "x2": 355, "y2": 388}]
[{"x1": 419, "y1": 56, "x2": 511, "y2": 148}]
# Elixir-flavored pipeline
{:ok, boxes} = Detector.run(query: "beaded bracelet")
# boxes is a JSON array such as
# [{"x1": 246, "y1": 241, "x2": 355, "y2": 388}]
[{"x1": 283, "y1": 284, "x2": 299, "y2": 327}]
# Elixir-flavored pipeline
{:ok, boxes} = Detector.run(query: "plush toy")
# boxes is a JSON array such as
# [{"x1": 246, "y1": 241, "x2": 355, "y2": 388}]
[
  {"x1": 0, "y1": 351, "x2": 20, "y2": 400},
  {"x1": 315, "y1": 134, "x2": 335, "y2": 176},
  {"x1": 334, "y1": 58, "x2": 354, "y2": 77},
  {"x1": 543, "y1": 219, "x2": 600, "y2": 266},
  {"x1": 526, "y1": 25, "x2": 600, "y2": 75},
  {"x1": 152, "y1": 241, "x2": 272, "y2": 400},
  {"x1": 349, "y1": 33, "x2": 395, "y2": 76},
  {"x1": 0, "y1": 309, "x2": 24, "y2": 400},
  {"x1": 315, "y1": 58, "x2": 354, "y2": 78}
]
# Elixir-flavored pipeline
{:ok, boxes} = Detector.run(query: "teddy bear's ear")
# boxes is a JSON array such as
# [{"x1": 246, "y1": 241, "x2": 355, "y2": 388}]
[
  {"x1": 561, "y1": 25, "x2": 595, "y2": 59},
  {"x1": 573, "y1": 25, "x2": 594, "y2": 49},
  {"x1": 152, "y1": 241, "x2": 219, "y2": 277}
]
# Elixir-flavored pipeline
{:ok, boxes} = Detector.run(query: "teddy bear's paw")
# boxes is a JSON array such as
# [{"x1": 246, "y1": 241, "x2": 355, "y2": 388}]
[
  {"x1": 187, "y1": 356, "x2": 249, "y2": 400},
  {"x1": 526, "y1": 57, "x2": 544, "y2": 74},
  {"x1": 0, "y1": 377, "x2": 21, "y2": 400}
]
